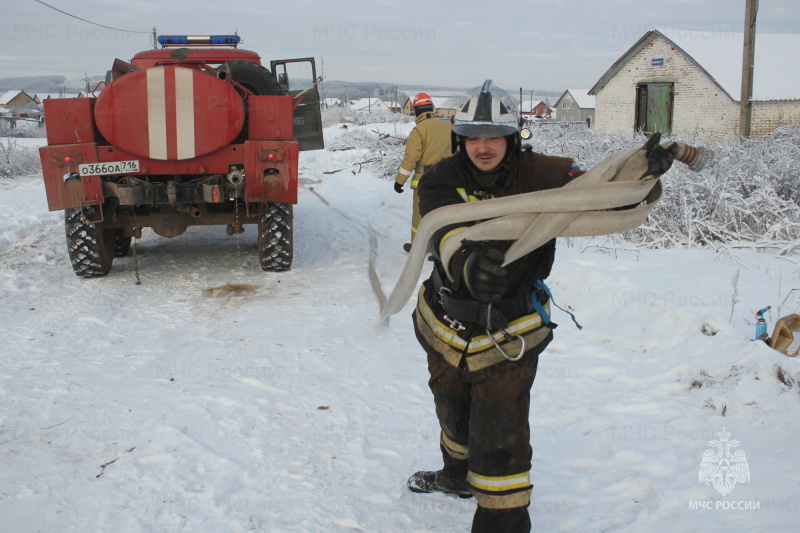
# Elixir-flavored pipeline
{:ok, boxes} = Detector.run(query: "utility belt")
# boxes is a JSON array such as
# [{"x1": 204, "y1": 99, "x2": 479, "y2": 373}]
[{"x1": 431, "y1": 267, "x2": 541, "y2": 331}]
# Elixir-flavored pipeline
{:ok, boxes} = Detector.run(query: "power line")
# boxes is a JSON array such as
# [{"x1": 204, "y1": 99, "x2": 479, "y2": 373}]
[{"x1": 32, "y1": 0, "x2": 151, "y2": 34}]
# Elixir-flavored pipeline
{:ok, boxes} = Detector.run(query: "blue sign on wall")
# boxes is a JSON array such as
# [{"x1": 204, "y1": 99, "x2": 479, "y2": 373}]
[{"x1": 652, "y1": 58, "x2": 664, "y2": 66}]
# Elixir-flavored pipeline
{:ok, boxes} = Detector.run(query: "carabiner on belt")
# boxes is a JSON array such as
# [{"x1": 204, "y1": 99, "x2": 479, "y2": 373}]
[{"x1": 485, "y1": 303, "x2": 525, "y2": 361}]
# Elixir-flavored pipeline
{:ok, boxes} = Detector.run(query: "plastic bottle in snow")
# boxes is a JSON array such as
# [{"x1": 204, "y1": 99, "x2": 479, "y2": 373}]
[{"x1": 755, "y1": 306, "x2": 771, "y2": 341}]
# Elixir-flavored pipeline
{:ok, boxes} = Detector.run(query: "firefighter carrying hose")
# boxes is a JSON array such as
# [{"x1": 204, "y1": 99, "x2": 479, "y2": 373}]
[
  {"x1": 393, "y1": 92, "x2": 453, "y2": 252},
  {"x1": 406, "y1": 80, "x2": 676, "y2": 532}
]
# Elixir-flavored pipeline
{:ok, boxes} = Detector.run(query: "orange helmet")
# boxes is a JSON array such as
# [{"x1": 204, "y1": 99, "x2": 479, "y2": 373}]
[{"x1": 413, "y1": 93, "x2": 433, "y2": 107}]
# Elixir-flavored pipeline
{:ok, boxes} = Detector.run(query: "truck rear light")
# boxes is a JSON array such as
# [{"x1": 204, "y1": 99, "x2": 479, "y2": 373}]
[
  {"x1": 54, "y1": 152, "x2": 82, "y2": 167},
  {"x1": 258, "y1": 150, "x2": 284, "y2": 163}
]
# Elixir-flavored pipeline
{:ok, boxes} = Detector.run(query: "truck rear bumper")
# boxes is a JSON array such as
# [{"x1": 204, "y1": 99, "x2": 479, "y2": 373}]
[{"x1": 39, "y1": 140, "x2": 299, "y2": 211}]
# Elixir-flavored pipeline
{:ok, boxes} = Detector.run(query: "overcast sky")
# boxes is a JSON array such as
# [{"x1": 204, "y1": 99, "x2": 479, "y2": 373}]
[{"x1": 3, "y1": 0, "x2": 799, "y2": 93}]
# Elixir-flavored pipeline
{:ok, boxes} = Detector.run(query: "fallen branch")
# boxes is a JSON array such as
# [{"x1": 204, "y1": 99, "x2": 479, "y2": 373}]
[
  {"x1": 370, "y1": 129, "x2": 406, "y2": 142},
  {"x1": 96, "y1": 458, "x2": 118, "y2": 478},
  {"x1": 42, "y1": 416, "x2": 75, "y2": 430}
]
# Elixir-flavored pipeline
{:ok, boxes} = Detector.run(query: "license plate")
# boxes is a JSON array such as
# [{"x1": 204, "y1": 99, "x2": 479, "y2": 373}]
[{"x1": 78, "y1": 160, "x2": 140, "y2": 176}]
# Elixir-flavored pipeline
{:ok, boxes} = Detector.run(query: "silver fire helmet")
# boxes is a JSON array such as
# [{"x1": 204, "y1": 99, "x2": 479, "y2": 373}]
[{"x1": 452, "y1": 80, "x2": 519, "y2": 138}]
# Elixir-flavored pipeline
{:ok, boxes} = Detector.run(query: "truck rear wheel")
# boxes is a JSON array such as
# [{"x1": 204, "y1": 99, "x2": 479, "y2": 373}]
[
  {"x1": 65, "y1": 206, "x2": 114, "y2": 277},
  {"x1": 258, "y1": 203, "x2": 293, "y2": 271}
]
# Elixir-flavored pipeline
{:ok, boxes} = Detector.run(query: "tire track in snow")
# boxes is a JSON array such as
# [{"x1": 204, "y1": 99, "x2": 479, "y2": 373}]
[{"x1": 305, "y1": 186, "x2": 387, "y2": 311}]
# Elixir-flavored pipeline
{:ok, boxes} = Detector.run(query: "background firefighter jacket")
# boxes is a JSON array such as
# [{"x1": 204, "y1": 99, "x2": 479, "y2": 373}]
[
  {"x1": 395, "y1": 112, "x2": 453, "y2": 188},
  {"x1": 414, "y1": 146, "x2": 579, "y2": 376}
]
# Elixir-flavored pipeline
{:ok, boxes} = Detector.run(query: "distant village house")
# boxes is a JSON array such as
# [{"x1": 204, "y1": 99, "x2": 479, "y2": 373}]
[
  {"x1": 322, "y1": 97, "x2": 343, "y2": 109},
  {"x1": 554, "y1": 89, "x2": 595, "y2": 125},
  {"x1": 401, "y1": 92, "x2": 463, "y2": 119},
  {"x1": 0, "y1": 90, "x2": 39, "y2": 116},
  {"x1": 348, "y1": 97, "x2": 392, "y2": 113},
  {"x1": 387, "y1": 101, "x2": 403, "y2": 114},
  {"x1": 519, "y1": 100, "x2": 554, "y2": 119}
]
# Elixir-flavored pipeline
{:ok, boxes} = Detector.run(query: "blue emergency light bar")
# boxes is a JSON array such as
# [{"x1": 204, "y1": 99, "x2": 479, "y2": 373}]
[{"x1": 157, "y1": 35, "x2": 241, "y2": 47}]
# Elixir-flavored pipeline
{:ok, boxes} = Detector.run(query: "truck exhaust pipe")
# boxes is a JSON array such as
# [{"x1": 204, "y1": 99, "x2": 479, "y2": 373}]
[{"x1": 177, "y1": 205, "x2": 202, "y2": 218}]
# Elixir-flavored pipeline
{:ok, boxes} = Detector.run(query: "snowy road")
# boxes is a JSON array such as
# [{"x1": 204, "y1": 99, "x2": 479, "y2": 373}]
[{"x1": 1, "y1": 126, "x2": 799, "y2": 532}]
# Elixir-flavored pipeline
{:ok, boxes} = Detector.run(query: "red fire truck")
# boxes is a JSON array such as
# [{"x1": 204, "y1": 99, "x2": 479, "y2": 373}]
[{"x1": 39, "y1": 34, "x2": 323, "y2": 276}]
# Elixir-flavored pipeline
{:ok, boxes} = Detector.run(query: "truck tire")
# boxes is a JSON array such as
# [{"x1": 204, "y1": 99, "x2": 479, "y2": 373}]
[
  {"x1": 258, "y1": 203, "x2": 293, "y2": 271},
  {"x1": 227, "y1": 60, "x2": 282, "y2": 96},
  {"x1": 65, "y1": 206, "x2": 114, "y2": 277}
]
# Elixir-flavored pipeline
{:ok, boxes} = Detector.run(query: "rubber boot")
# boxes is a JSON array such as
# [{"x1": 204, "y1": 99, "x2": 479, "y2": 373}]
[
  {"x1": 471, "y1": 506, "x2": 530, "y2": 533},
  {"x1": 407, "y1": 468, "x2": 472, "y2": 498}
]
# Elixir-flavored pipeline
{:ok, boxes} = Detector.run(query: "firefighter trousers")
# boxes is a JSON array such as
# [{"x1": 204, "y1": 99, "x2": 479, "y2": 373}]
[
  {"x1": 411, "y1": 186, "x2": 421, "y2": 243},
  {"x1": 425, "y1": 348, "x2": 539, "y2": 533}
]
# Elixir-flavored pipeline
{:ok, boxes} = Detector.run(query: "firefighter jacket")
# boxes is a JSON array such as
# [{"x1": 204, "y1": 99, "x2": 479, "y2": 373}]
[
  {"x1": 395, "y1": 112, "x2": 453, "y2": 188},
  {"x1": 414, "y1": 146, "x2": 579, "y2": 377}
]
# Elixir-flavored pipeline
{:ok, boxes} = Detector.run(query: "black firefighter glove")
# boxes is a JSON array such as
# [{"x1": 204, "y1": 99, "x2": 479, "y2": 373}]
[
  {"x1": 394, "y1": 181, "x2": 404, "y2": 193},
  {"x1": 643, "y1": 132, "x2": 680, "y2": 178},
  {"x1": 451, "y1": 240, "x2": 508, "y2": 304}
]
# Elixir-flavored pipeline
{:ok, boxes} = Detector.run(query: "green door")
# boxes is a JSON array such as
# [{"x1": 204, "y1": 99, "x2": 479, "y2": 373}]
[
  {"x1": 635, "y1": 83, "x2": 673, "y2": 135},
  {"x1": 270, "y1": 58, "x2": 324, "y2": 151}
]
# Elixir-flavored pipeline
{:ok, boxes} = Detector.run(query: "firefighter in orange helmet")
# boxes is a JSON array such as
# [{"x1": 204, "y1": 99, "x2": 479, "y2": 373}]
[{"x1": 394, "y1": 92, "x2": 453, "y2": 252}]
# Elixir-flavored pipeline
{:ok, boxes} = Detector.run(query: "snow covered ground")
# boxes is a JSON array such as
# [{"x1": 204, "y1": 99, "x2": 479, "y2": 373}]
[{"x1": 1, "y1": 125, "x2": 799, "y2": 532}]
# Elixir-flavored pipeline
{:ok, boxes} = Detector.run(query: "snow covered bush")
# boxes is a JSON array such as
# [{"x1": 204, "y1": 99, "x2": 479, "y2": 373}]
[
  {"x1": 525, "y1": 124, "x2": 800, "y2": 253},
  {"x1": 0, "y1": 117, "x2": 45, "y2": 139},
  {"x1": 321, "y1": 107, "x2": 412, "y2": 128},
  {"x1": 323, "y1": 107, "x2": 412, "y2": 180},
  {"x1": 325, "y1": 125, "x2": 409, "y2": 180},
  {"x1": 0, "y1": 139, "x2": 41, "y2": 178},
  {"x1": 321, "y1": 112, "x2": 800, "y2": 251}
]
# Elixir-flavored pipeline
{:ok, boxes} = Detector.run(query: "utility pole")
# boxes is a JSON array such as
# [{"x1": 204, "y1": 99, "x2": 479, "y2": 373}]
[{"x1": 739, "y1": 0, "x2": 758, "y2": 138}]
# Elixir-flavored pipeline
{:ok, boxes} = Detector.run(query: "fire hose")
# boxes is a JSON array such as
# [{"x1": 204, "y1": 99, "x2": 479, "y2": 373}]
[{"x1": 380, "y1": 138, "x2": 712, "y2": 321}]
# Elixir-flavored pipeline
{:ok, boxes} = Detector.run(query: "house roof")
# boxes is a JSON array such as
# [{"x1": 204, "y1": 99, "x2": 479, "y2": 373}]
[
  {"x1": 516, "y1": 99, "x2": 555, "y2": 113},
  {"x1": 555, "y1": 89, "x2": 595, "y2": 109},
  {"x1": 431, "y1": 96, "x2": 460, "y2": 110},
  {"x1": 402, "y1": 90, "x2": 466, "y2": 103},
  {"x1": 589, "y1": 29, "x2": 800, "y2": 101},
  {"x1": 349, "y1": 98, "x2": 389, "y2": 111},
  {"x1": 0, "y1": 90, "x2": 23, "y2": 105}
]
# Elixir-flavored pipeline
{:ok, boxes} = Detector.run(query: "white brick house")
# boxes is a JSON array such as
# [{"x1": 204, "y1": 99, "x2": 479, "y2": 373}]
[{"x1": 588, "y1": 29, "x2": 800, "y2": 139}]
